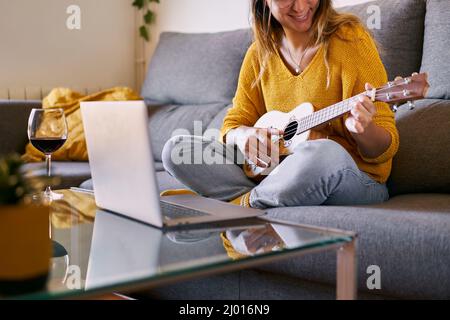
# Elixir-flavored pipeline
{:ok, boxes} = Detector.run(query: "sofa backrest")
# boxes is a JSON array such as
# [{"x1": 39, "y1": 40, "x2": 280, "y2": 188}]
[
  {"x1": 386, "y1": 0, "x2": 450, "y2": 195},
  {"x1": 0, "y1": 100, "x2": 41, "y2": 156},
  {"x1": 141, "y1": 29, "x2": 253, "y2": 106},
  {"x1": 387, "y1": 99, "x2": 450, "y2": 195},
  {"x1": 338, "y1": 0, "x2": 426, "y2": 81},
  {"x1": 420, "y1": 0, "x2": 450, "y2": 99}
]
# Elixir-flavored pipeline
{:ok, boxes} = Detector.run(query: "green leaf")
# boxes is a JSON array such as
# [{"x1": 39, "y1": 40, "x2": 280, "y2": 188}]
[
  {"x1": 133, "y1": 0, "x2": 159, "y2": 42},
  {"x1": 132, "y1": 0, "x2": 145, "y2": 9},
  {"x1": 139, "y1": 25, "x2": 149, "y2": 41},
  {"x1": 144, "y1": 10, "x2": 156, "y2": 24}
]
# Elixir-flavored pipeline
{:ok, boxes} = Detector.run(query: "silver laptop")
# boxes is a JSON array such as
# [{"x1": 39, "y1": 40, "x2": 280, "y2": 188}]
[{"x1": 80, "y1": 101, "x2": 264, "y2": 228}]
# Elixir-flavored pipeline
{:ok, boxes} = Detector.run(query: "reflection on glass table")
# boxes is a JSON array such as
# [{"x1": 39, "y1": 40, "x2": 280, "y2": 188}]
[
  {"x1": 6, "y1": 190, "x2": 356, "y2": 300},
  {"x1": 223, "y1": 224, "x2": 289, "y2": 258},
  {"x1": 51, "y1": 240, "x2": 70, "y2": 285}
]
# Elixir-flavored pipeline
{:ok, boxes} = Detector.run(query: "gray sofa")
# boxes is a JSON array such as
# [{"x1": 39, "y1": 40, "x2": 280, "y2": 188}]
[{"x1": 1, "y1": 0, "x2": 449, "y2": 299}]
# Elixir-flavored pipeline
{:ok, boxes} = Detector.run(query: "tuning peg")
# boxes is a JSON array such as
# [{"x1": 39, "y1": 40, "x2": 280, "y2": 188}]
[
  {"x1": 407, "y1": 101, "x2": 415, "y2": 110},
  {"x1": 391, "y1": 104, "x2": 399, "y2": 112}
]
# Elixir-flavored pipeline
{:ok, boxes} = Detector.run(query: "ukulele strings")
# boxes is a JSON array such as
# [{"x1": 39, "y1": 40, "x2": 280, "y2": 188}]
[
  {"x1": 270, "y1": 95, "x2": 363, "y2": 141},
  {"x1": 271, "y1": 88, "x2": 412, "y2": 141}
]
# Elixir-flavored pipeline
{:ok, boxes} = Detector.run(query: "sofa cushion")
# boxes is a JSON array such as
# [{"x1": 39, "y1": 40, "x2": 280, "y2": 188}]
[
  {"x1": 0, "y1": 100, "x2": 41, "y2": 156},
  {"x1": 24, "y1": 161, "x2": 91, "y2": 189},
  {"x1": 262, "y1": 194, "x2": 450, "y2": 299},
  {"x1": 141, "y1": 29, "x2": 253, "y2": 105},
  {"x1": 339, "y1": 0, "x2": 426, "y2": 81},
  {"x1": 387, "y1": 99, "x2": 450, "y2": 195},
  {"x1": 420, "y1": 0, "x2": 450, "y2": 99},
  {"x1": 148, "y1": 103, "x2": 228, "y2": 161}
]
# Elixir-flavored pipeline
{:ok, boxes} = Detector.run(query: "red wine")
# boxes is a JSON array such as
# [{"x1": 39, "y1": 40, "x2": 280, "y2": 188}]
[{"x1": 30, "y1": 138, "x2": 67, "y2": 154}]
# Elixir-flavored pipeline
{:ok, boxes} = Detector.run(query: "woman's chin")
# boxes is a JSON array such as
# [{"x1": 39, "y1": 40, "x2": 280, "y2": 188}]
[{"x1": 288, "y1": 22, "x2": 313, "y2": 34}]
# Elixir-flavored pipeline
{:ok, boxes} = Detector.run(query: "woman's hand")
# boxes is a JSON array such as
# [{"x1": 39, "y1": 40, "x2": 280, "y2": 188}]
[
  {"x1": 345, "y1": 83, "x2": 377, "y2": 134},
  {"x1": 226, "y1": 126, "x2": 282, "y2": 168},
  {"x1": 345, "y1": 82, "x2": 393, "y2": 159}
]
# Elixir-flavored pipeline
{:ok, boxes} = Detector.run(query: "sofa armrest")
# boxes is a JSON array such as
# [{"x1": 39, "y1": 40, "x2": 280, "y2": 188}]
[{"x1": 0, "y1": 100, "x2": 42, "y2": 156}]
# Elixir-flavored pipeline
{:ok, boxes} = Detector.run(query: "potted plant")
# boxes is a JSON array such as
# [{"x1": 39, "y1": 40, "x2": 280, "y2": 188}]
[{"x1": 0, "y1": 154, "x2": 52, "y2": 296}]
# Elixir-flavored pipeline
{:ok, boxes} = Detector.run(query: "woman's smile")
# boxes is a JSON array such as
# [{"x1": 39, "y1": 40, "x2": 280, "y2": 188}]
[{"x1": 288, "y1": 8, "x2": 313, "y2": 27}]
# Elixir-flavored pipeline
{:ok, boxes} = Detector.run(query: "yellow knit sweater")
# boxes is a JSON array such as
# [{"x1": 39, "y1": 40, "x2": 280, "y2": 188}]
[{"x1": 220, "y1": 23, "x2": 399, "y2": 183}]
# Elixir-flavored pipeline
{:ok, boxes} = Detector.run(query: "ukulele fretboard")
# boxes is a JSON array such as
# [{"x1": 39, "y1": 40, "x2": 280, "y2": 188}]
[{"x1": 296, "y1": 93, "x2": 366, "y2": 134}]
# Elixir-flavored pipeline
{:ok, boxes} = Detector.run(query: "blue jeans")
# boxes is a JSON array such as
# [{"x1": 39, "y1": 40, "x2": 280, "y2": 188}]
[{"x1": 162, "y1": 135, "x2": 389, "y2": 209}]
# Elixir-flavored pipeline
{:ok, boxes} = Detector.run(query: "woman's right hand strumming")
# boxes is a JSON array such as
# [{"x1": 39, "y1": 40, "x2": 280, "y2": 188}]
[{"x1": 225, "y1": 126, "x2": 283, "y2": 168}]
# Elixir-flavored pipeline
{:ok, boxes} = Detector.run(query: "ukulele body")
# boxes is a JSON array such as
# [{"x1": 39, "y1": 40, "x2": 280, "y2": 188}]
[{"x1": 243, "y1": 102, "x2": 314, "y2": 179}]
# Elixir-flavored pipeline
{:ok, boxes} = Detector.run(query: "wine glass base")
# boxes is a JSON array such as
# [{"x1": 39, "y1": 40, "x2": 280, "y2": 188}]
[
  {"x1": 32, "y1": 190, "x2": 64, "y2": 202},
  {"x1": 47, "y1": 191, "x2": 64, "y2": 201}
]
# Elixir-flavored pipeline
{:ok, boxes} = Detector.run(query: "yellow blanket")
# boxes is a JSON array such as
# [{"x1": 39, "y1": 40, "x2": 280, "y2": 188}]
[{"x1": 23, "y1": 87, "x2": 141, "y2": 162}]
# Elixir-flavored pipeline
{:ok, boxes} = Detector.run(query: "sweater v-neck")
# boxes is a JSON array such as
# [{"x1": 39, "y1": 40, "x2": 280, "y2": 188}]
[{"x1": 275, "y1": 44, "x2": 324, "y2": 79}]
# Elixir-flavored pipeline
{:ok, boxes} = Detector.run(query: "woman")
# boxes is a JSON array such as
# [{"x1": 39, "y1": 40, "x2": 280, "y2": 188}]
[{"x1": 162, "y1": 0, "x2": 399, "y2": 208}]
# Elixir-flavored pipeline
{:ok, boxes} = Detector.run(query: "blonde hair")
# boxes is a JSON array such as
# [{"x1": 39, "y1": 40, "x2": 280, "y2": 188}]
[{"x1": 251, "y1": 0, "x2": 367, "y2": 88}]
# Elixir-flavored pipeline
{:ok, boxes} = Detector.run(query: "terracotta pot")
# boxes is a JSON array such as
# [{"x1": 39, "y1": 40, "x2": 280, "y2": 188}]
[{"x1": 0, "y1": 205, "x2": 51, "y2": 296}]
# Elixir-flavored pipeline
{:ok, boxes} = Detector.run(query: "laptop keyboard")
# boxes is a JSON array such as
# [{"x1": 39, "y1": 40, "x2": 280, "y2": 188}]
[{"x1": 160, "y1": 201, "x2": 209, "y2": 220}]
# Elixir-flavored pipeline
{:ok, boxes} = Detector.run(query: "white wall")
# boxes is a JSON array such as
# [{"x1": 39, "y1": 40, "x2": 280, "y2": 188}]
[
  {"x1": 0, "y1": 0, "x2": 137, "y2": 99},
  {"x1": 0, "y1": 0, "x2": 374, "y2": 98},
  {"x1": 148, "y1": 0, "x2": 372, "y2": 34},
  {"x1": 153, "y1": 0, "x2": 252, "y2": 33}
]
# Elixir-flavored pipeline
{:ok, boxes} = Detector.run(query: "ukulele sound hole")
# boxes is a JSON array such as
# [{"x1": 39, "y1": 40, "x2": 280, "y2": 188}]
[{"x1": 283, "y1": 121, "x2": 298, "y2": 141}]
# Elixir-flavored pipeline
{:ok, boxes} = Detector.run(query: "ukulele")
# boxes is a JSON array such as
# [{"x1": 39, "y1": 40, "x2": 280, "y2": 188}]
[{"x1": 243, "y1": 73, "x2": 429, "y2": 179}]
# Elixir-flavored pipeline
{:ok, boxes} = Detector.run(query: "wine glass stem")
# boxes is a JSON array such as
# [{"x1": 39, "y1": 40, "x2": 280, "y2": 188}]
[
  {"x1": 45, "y1": 153, "x2": 52, "y2": 195},
  {"x1": 46, "y1": 153, "x2": 52, "y2": 177}
]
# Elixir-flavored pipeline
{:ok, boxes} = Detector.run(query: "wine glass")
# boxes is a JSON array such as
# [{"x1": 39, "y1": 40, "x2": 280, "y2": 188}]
[{"x1": 28, "y1": 108, "x2": 68, "y2": 201}]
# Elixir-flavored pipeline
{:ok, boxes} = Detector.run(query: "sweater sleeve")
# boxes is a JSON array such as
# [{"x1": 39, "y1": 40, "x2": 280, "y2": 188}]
[
  {"x1": 220, "y1": 43, "x2": 267, "y2": 142},
  {"x1": 347, "y1": 27, "x2": 400, "y2": 164}
]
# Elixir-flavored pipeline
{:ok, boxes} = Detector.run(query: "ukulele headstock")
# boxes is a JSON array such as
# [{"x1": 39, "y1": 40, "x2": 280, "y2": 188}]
[{"x1": 374, "y1": 72, "x2": 429, "y2": 112}]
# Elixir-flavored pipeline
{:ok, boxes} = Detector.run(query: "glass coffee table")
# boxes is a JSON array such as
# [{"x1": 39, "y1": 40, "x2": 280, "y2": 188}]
[{"x1": 5, "y1": 189, "x2": 357, "y2": 300}]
